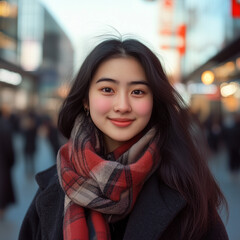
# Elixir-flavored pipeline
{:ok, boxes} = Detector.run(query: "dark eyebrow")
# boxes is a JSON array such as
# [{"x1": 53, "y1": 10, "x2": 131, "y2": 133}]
[
  {"x1": 129, "y1": 81, "x2": 149, "y2": 86},
  {"x1": 96, "y1": 78, "x2": 149, "y2": 86},
  {"x1": 96, "y1": 78, "x2": 116, "y2": 84}
]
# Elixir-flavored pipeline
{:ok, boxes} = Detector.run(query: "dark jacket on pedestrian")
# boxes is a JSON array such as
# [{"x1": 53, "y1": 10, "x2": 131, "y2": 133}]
[
  {"x1": 0, "y1": 117, "x2": 15, "y2": 209},
  {"x1": 18, "y1": 165, "x2": 228, "y2": 240}
]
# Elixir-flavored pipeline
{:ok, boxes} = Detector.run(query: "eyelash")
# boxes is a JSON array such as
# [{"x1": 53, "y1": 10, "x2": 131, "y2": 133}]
[
  {"x1": 101, "y1": 87, "x2": 113, "y2": 93},
  {"x1": 100, "y1": 88, "x2": 145, "y2": 96},
  {"x1": 132, "y1": 90, "x2": 145, "y2": 95}
]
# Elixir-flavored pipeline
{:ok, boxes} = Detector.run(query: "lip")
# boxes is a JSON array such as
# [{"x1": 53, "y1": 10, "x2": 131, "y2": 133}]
[{"x1": 109, "y1": 118, "x2": 134, "y2": 127}]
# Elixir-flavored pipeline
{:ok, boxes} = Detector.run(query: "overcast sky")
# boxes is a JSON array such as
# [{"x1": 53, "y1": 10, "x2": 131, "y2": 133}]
[
  {"x1": 39, "y1": 0, "x2": 179, "y2": 75},
  {"x1": 40, "y1": 0, "x2": 160, "y2": 48}
]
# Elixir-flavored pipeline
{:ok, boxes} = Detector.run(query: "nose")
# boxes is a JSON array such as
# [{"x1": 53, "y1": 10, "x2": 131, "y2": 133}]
[{"x1": 113, "y1": 93, "x2": 132, "y2": 113}]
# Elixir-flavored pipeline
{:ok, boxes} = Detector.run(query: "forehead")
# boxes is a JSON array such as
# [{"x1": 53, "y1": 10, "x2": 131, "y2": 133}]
[{"x1": 92, "y1": 56, "x2": 146, "y2": 81}]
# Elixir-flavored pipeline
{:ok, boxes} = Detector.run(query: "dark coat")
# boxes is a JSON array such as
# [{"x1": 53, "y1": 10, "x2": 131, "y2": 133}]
[
  {"x1": 0, "y1": 117, "x2": 15, "y2": 209},
  {"x1": 18, "y1": 165, "x2": 228, "y2": 240}
]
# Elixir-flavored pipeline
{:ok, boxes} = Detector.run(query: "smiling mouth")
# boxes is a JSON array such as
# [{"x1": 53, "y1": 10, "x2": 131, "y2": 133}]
[{"x1": 109, "y1": 118, "x2": 134, "y2": 127}]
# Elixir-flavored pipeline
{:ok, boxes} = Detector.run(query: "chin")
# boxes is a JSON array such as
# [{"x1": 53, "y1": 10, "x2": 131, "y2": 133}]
[{"x1": 112, "y1": 136, "x2": 136, "y2": 143}]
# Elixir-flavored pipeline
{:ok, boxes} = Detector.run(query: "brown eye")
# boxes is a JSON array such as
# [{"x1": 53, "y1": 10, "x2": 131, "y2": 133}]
[
  {"x1": 132, "y1": 90, "x2": 144, "y2": 95},
  {"x1": 102, "y1": 87, "x2": 113, "y2": 93}
]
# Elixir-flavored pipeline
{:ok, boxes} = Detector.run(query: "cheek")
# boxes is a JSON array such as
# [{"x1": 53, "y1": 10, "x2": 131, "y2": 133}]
[
  {"x1": 134, "y1": 100, "x2": 153, "y2": 116},
  {"x1": 90, "y1": 96, "x2": 112, "y2": 114}
]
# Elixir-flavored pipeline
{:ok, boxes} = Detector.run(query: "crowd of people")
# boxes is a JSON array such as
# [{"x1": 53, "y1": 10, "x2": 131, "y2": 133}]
[
  {"x1": 205, "y1": 112, "x2": 240, "y2": 174},
  {"x1": 0, "y1": 105, "x2": 63, "y2": 220}
]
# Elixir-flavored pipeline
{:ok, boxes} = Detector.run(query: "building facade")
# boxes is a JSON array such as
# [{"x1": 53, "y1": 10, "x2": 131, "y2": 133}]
[{"x1": 0, "y1": 0, "x2": 74, "y2": 114}]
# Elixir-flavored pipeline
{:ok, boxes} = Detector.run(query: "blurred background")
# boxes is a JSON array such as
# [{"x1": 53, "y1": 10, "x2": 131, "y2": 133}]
[{"x1": 0, "y1": 0, "x2": 240, "y2": 239}]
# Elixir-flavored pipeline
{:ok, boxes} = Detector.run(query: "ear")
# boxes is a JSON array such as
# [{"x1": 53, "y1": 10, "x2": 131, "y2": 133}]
[{"x1": 83, "y1": 99, "x2": 89, "y2": 109}]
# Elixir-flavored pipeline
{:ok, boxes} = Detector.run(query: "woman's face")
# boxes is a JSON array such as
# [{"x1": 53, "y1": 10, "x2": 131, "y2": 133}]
[{"x1": 85, "y1": 57, "x2": 153, "y2": 152}]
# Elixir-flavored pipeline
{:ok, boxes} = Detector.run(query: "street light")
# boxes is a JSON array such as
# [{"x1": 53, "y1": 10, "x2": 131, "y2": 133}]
[{"x1": 201, "y1": 70, "x2": 215, "y2": 85}]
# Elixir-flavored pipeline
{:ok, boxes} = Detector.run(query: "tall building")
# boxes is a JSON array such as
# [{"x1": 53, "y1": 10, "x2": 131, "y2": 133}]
[{"x1": 0, "y1": 0, "x2": 74, "y2": 113}]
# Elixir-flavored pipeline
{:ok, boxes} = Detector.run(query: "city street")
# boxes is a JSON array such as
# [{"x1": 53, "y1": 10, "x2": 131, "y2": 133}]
[{"x1": 0, "y1": 134, "x2": 240, "y2": 240}]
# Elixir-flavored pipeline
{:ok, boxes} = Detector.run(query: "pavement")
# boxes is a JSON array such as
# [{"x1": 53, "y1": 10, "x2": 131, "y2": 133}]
[{"x1": 0, "y1": 134, "x2": 240, "y2": 240}]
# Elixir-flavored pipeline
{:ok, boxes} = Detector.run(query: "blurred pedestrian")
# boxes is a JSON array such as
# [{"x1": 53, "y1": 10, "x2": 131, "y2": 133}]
[
  {"x1": 223, "y1": 113, "x2": 240, "y2": 173},
  {"x1": 9, "y1": 109, "x2": 21, "y2": 133},
  {"x1": 19, "y1": 37, "x2": 228, "y2": 239},
  {"x1": 0, "y1": 108, "x2": 16, "y2": 219},
  {"x1": 41, "y1": 115, "x2": 61, "y2": 159},
  {"x1": 205, "y1": 114, "x2": 222, "y2": 154},
  {"x1": 21, "y1": 110, "x2": 38, "y2": 176}
]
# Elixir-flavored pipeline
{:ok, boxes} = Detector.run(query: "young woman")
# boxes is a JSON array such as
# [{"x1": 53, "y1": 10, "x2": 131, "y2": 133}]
[{"x1": 19, "y1": 38, "x2": 228, "y2": 240}]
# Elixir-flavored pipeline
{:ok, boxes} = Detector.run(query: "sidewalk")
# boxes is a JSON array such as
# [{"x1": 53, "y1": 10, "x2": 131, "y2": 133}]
[{"x1": 0, "y1": 135, "x2": 239, "y2": 240}]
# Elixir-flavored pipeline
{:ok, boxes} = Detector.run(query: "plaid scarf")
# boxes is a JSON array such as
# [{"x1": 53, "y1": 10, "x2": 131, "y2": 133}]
[{"x1": 57, "y1": 115, "x2": 160, "y2": 240}]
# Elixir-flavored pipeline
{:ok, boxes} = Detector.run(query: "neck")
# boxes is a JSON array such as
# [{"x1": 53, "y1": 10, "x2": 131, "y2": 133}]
[{"x1": 103, "y1": 135, "x2": 125, "y2": 154}]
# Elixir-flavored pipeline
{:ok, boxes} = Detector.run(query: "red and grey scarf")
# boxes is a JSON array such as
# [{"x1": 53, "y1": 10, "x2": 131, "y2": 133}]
[{"x1": 57, "y1": 115, "x2": 160, "y2": 240}]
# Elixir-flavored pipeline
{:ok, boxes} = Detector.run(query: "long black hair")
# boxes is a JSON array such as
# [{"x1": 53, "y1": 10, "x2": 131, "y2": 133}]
[{"x1": 58, "y1": 37, "x2": 227, "y2": 239}]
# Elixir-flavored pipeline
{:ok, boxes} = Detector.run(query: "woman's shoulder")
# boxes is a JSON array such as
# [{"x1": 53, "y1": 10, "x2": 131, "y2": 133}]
[
  {"x1": 19, "y1": 165, "x2": 64, "y2": 240},
  {"x1": 124, "y1": 174, "x2": 187, "y2": 240},
  {"x1": 35, "y1": 164, "x2": 60, "y2": 191},
  {"x1": 204, "y1": 214, "x2": 229, "y2": 240}
]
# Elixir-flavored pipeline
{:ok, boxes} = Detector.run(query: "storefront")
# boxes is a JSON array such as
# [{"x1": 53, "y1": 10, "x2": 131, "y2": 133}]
[
  {"x1": 183, "y1": 36, "x2": 240, "y2": 129},
  {"x1": 0, "y1": 58, "x2": 38, "y2": 111}
]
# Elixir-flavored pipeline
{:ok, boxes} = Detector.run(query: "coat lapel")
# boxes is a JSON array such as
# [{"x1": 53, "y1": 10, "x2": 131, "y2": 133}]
[{"x1": 124, "y1": 174, "x2": 186, "y2": 240}]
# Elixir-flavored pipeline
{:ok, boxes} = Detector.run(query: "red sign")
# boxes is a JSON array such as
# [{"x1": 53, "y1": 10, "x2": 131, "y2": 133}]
[
  {"x1": 158, "y1": 0, "x2": 186, "y2": 56},
  {"x1": 177, "y1": 25, "x2": 186, "y2": 56},
  {"x1": 206, "y1": 87, "x2": 221, "y2": 101},
  {"x1": 232, "y1": 0, "x2": 240, "y2": 18}
]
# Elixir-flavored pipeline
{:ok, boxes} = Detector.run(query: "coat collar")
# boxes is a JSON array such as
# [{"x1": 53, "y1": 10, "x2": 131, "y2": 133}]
[
  {"x1": 35, "y1": 166, "x2": 186, "y2": 240},
  {"x1": 35, "y1": 165, "x2": 59, "y2": 189}
]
